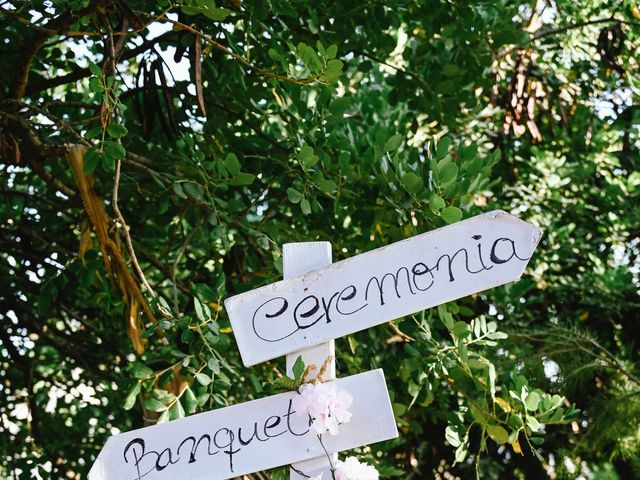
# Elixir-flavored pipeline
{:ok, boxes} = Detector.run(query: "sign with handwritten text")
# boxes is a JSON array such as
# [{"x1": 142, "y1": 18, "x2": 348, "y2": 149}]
[
  {"x1": 226, "y1": 210, "x2": 541, "y2": 366},
  {"x1": 88, "y1": 370, "x2": 397, "y2": 480}
]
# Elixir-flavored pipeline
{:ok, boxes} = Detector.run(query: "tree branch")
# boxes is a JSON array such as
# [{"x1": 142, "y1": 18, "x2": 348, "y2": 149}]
[
  {"x1": 25, "y1": 30, "x2": 176, "y2": 95},
  {"x1": 10, "y1": 0, "x2": 118, "y2": 99}
]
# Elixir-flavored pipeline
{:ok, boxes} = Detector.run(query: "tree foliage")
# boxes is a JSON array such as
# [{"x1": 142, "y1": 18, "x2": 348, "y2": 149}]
[{"x1": 0, "y1": 0, "x2": 639, "y2": 479}]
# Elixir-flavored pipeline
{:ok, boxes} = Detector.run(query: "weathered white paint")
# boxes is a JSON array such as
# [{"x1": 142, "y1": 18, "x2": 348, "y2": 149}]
[
  {"x1": 283, "y1": 242, "x2": 336, "y2": 480},
  {"x1": 87, "y1": 370, "x2": 397, "y2": 480},
  {"x1": 225, "y1": 210, "x2": 541, "y2": 366}
]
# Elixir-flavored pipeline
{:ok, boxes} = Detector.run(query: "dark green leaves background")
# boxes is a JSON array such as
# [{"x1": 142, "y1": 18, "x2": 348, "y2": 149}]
[{"x1": 0, "y1": 0, "x2": 639, "y2": 479}]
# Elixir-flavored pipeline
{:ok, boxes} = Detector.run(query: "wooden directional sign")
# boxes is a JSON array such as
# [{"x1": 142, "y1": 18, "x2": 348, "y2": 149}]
[
  {"x1": 88, "y1": 370, "x2": 397, "y2": 480},
  {"x1": 225, "y1": 210, "x2": 541, "y2": 366}
]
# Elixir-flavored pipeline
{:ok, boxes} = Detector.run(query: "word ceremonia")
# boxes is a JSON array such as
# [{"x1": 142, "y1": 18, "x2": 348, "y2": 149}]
[{"x1": 226, "y1": 210, "x2": 541, "y2": 366}]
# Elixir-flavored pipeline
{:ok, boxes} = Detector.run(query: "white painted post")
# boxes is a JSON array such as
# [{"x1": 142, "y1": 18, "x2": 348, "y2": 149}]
[{"x1": 283, "y1": 242, "x2": 337, "y2": 480}]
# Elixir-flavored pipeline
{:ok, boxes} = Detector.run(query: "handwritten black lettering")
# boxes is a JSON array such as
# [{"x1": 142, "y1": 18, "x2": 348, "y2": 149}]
[
  {"x1": 335, "y1": 285, "x2": 367, "y2": 316},
  {"x1": 411, "y1": 262, "x2": 434, "y2": 291},
  {"x1": 252, "y1": 297, "x2": 297, "y2": 343},
  {"x1": 121, "y1": 399, "x2": 311, "y2": 479},
  {"x1": 250, "y1": 234, "x2": 530, "y2": 344},
  {"x1": 364, "y1": 267, "x2": 415, "y2": 305},
  {"x1": 293, "y1": 295, "x2": 323, "y2": 329}
]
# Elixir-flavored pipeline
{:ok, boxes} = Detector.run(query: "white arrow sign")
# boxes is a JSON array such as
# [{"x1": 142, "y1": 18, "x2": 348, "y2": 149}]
[
  {"x1": 225, "y1": 210, "x2": 541, "y2": 366},
  {"x1": 88, "y1": 369, "x2": 397, "y2": 480}
]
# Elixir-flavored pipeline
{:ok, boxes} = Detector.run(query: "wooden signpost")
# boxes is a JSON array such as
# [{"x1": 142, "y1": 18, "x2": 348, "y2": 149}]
[
  {"x1": 90, "y1": 209, "x2": 541, "y2": 480},
  {"x1": 225, "y1": 210, "x2": 541, "y2": 366},
  {"x1": 283, "y1": 242, "x2": 338, "y2": 480},
  {"x1": 87, "y1": 370, "x2": 397, "y2": 480}
]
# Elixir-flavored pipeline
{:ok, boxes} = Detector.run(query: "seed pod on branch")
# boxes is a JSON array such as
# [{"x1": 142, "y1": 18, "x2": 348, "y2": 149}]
[{"x1": 193, "y1": 34, "x2": 207, "y2": 117}]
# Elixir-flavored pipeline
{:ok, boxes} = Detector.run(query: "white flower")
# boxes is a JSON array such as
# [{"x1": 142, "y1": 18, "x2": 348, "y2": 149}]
[
  {"x1": 335, "y1": 457, "x2": 379, "y2": 480},
  {"x1": 292, "y1": 382, "x2": 353, "y2": 436},
  {"x1": 308, "y1": 474, "x2": 323, "y2": 480}
]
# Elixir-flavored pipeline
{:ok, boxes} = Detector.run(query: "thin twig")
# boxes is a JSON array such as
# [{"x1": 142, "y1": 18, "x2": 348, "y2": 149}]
[
  {"x1": 290, "y1": 465, "x2": 311, "y2": 478},
  {"x1": 317, "y1": 434, "x2": 336, "y2": 479},
  {"x1": 113, "y1": 159, "x2": 155, "y2": 296},
  {"x1": 171, "y1": 227, "x2": 197, "y2": 314}
]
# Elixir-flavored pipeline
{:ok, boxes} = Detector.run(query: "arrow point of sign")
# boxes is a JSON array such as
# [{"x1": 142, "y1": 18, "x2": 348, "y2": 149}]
[{"x1": 488, "y1": 209, "x2": 543, "y2": 244}]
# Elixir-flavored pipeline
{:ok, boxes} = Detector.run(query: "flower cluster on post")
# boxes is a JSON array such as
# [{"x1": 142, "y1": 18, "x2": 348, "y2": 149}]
[
  {"x1": 292, "y1": 382, "x2": 354, "y2": 435},
  {"x1": 292, "y1": 381, "x2": 379, "y2": 480},
  {"x1": 309, "y1": 457, "x2": 379, "y2": 480}
]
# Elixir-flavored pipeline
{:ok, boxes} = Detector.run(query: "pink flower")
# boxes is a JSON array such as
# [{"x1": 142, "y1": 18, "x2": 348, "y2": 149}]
[
  {"x1": 335, "y1": 457, "x2": 379, "y2": 480},
  {"x1": 292, "y1": 382, "x2": 353, "y2": 436}
]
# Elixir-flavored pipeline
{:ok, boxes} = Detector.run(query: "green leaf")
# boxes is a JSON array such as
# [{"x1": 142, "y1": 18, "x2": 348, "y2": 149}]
[
  {"x1": 103, "y1": 140, "x2": 126, "y2": 161},
  {"x1": 439, "y1": 163, "x2": 458, "y2": 184},
  {"x1": 401, "y1": 172, "x2": 424, "y2": 194},
  {"x1": 83, "y1": 148, "x2": 100, "y2": 173},
  {"x1": 488, "y1": 363, "x2": 496, "y2": 400},
  {"x1": 225, "y1": 153, "x2": 241, "y2": 175},
  {"x1": 197, "y1": 392, "x2": 210, "y2": 407},
  {"x1": 436, "y1": 136, "x2": 452, "y2": 158},
  {"x1": 208, "y1": 357, "x2": 220, "y2": 374},
  {"x1": 316, "y1": 178, "x2": 337, "y2": 194},
  {"x1": 329, "y1": 97, "x2": 350, "y2": 115},
  {"x1": 157, "y1": 409, "x2": 170, "y2": 423},
  {"x1": 182, "y1": 5, "x2": 233, "y2": 20},
  {"x1": 454, "y1": 443, "x2": 468, "y2": 464},
  {"x1": 123, "y1": 382, "x2": 141, "y2": 410},
  {"x1": 287, "y1": 187, "x2": 303, "y2": 203},
  {"x1": 441, "y1": 206, "x2": 463, "y2": 224},
  {"x1": 195, "y1": 373, "x2": 212, "y2": 386},
  {"x1": 143, "y1": 397, "x2": 168, "y2": 412},
  {"x1": 530, "y1": 436, "x2": 545, "y2": 445},
  {"x1": 130, "y1": 363, "x2": 154, "y2": 379},
  {"x1": 169, "y1": 399, "x2": 185, "y2": 420},
  {"x1": 88, "y1": 61, "x2": 102, "y2": 77},
  {"x1": 194, "y1": 297, "x2": 206, "y2": 321},
  {"x1": 183, "y1": 387, "x2": 198, "y2": 414},
  {"x1": 430, "y1": 194, "x2": 445, "y2": 212},
  {"x1": 228, "y1": 173, "x2": 255, "y2": 186},
  {"x1": 172, "y1": 183, "x2": 188, "y2": 199},
  {"x1": 183, "y1": 182, "x2": 204, "y2": 200},
  {"x1": 525, "y1": 392, "x2": 541, "y2": 411},
  {"x1": 486, "y1": 424, "x2": 509, "y2": 444},
  {"x1": 384, "y1": 133, "x2": 403, "y2": 152},
  {"x1": 392, "y1": 402, "x2": 407, "y2": 416},
  {"x1": 152, "y1": 389, "x2": 176, "y2": 404},
  {"x1": 300, "y1": 198, "x2": 311, "y2": 215},
  {"x1": 442, "y1": 64, "x2": 460, "y2": 77},
  {"x1": 84, "y1": 126, "x2": 103, "y2": 140},
  {"x1": 436, "y1": 80, "x2": 456, "y2": 95},
  {"x1": 299, "y1": 145, "x2": 318, "y2": 168},
  {"x1": 527, "y1": 416, "x2": 541, "y2": 432},
  {"x1": 326, "y1": 44, "x2": 338, "y2": 59},
  {"x1": 107, "y1": 123, "x2": 127, "y2": 139},
  {"x1": 292, "y1": 355, "x2": 305, "y2": 381},
  {"x1": 297, "y1": 42, "x2": 323, "y2": 73},
  {"x1": 487, "y1": 331, "x2": 508, "y2": 340},
  {"x1": 326, "y1": 59, "x2": 343, "y2": 72},
  {"x1": 88, "y1": 77, "x2": 101, "y2": 94},
  {"x1": 452, "y1": 321, "x2": 470, "y2": 339},
  {"x1": 445, "y1": 426, "x2": 461, "y2": 447}
]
